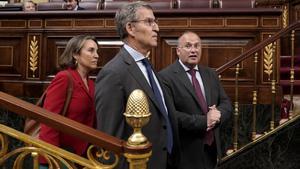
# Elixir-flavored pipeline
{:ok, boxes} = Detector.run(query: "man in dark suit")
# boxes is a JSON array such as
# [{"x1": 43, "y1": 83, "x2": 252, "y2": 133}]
[
  {"x1": 159, "y1": 31, "x2": 232, "y2": 169},
  {"x1": 64, "y1": 0, "x2": 84, "y2": 10},
  {"x1": 95, "y1": 1, "x2": 180, "y2": 169}
]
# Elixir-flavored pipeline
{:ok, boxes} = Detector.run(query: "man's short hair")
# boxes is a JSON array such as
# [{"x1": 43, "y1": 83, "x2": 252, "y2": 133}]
[{"x1": 115, "y1": 1, "x2": 153, "y2": 40}]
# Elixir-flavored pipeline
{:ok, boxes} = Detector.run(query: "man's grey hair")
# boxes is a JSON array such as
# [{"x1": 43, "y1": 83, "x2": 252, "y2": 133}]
[{"x1": 115, "y1": 1, "x2": 153, "y2": 40}]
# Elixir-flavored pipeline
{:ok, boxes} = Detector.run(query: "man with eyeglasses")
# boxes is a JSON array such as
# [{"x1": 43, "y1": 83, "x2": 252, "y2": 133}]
[
  {"x1": 159, "y1": 31, "x2": 232, "y2": 169},
  {"x1": 95, "y1": 1, "x2": 180, "y2": 169}
]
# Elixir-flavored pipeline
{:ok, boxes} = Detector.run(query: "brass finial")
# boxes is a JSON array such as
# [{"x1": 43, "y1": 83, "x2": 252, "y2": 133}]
[{"x1": 124, "y1": 89, "x2": 151, "y2": 147}]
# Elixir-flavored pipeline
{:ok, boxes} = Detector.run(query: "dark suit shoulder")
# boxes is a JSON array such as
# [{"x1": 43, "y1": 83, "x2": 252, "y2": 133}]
[
  {"x1": 159, "y1": 61, "x2": 179, "y2": 76},
  {"x1": 199, "y1": 65, "x2": 218, "y2": 76},
  {"x1": 100, "y1": 48, "x2": 127, "y2": 70},
  {"x1": 77, "y1": 6, "x2": 85, "y2": 10}
]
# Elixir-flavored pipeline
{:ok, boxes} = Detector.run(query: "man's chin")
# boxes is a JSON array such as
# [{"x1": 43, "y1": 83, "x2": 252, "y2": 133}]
[{"x1": 151, "y1": 43, "x2": 158, "y2": 47}]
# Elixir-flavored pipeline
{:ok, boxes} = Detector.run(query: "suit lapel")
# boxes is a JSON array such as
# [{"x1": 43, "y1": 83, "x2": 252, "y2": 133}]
[
  {"x1": 70, "y1": 69, "x2": 93, "y2": 101},
  {"x1": 120, "y1": 48, "x2": 162, "y2": 111},
  {"x1": 174, "y1": 61, "x2": 201, "y2": 107}
]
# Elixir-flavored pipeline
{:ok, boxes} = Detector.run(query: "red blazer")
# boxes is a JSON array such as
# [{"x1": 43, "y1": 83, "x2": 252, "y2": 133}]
[{"x1": 39, "y1": 68, "x2": 96, "y2": 159}]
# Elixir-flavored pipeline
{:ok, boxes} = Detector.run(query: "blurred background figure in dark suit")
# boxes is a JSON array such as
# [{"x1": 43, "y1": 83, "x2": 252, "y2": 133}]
[{"x1": 64, "y1": 0, "x2": 84, "y2": 10}]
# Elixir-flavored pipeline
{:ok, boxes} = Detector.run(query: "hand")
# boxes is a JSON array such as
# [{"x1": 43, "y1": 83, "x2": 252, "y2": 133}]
[{"x1": 207, "y1": 105, "x2": 221, "y2": 130}]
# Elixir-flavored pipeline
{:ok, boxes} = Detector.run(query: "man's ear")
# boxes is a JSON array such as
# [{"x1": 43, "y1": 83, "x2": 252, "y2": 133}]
[
  {"x1": 126, "y1": 22, "x2": 135, "y2": 37},
  {"x1": 176, "y1": 47, "x2": 180, "y2": 56}
]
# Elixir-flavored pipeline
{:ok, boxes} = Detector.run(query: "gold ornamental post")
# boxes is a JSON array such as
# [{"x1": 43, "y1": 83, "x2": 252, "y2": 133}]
[{"x1": 123, "y1": 89, "x2": 152, "y2": 169}]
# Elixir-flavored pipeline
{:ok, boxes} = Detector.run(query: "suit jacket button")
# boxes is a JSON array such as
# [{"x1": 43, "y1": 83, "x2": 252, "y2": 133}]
[
  {"x1": 163, "y1": 147, "x2": 167, "y2": 151},
  {"x1": 163, "y1": 125, "x2": 167, "y2": 129}
]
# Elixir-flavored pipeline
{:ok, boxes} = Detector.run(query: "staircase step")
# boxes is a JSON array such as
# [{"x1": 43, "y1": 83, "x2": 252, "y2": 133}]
[
  {"x1": 280, "y1": 79, "x2": 300, "y2": 85},
  {"x1": 280, "y1": 55, "x2": 300, "y2": 67},
  {"x1": 280, "y1": 80, "x2": 300, "y2": 94}
]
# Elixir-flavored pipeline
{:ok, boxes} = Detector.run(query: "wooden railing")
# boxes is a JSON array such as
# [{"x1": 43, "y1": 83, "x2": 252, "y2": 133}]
[
  {"x1": 216, "y1": 20, "x2": 300, "y2": 162},
  {"x1": 217, "y1": 20, "x2": 300, "y2": 74},
  {"x1": 0, "y1": 90, "x2": 152, "y2": 169}
]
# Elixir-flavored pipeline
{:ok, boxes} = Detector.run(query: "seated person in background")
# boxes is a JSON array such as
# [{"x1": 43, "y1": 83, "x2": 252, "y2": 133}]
[
  {"x1": 64, "y1": 0, "x2": 84, "y2": 10},
  {"x1": 23, "y1": 0, "x2": 36, "y2": 11}
]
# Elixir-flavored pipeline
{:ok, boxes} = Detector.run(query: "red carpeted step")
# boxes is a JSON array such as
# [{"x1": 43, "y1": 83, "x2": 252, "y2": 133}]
[
  {"x1": 280, "y1": 80, "x2": 300, "y2": 94},
  {"x1": 280, "y1": 67, "x2": 300, "y2": 80}
]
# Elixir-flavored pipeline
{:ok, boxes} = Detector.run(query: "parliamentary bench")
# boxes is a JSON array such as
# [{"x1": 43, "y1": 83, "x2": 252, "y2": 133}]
[{"x1": 1, "y1": 0, "x2": 256, "y2": 11}]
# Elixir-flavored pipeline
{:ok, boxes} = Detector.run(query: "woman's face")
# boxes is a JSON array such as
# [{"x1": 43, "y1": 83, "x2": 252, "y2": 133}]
[{"x1": 74, "y1": 39, "x2": 99, "y2": 73}]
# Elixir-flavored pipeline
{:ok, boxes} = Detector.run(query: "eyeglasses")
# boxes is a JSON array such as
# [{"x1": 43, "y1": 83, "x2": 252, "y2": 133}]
[
  {"x1": 179, "y1": 43, "x2": 201, "y2": 51},
  {"x1": 131, "y1": 18, "x2": 158, "y2": 27}
]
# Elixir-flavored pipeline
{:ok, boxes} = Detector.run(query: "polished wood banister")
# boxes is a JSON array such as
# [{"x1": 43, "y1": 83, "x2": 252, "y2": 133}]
[
  {"x1": 216, "y1": 20, "x2": 300, "y2": 74},
  {"x1": 0, "y1": 91, "x2": 152, "y2": 155}
]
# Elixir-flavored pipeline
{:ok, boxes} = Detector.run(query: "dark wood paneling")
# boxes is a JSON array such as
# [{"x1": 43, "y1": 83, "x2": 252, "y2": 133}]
[
  {"x1": 0, "y1": 36, "x2": 24, "y2": 79},
  {"x1": 0, "y1": 9, "x2": 282, "y2": 103}
]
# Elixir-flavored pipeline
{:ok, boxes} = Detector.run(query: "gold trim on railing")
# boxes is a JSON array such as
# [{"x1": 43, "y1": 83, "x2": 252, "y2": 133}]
[
  {"x1": 252, "y1": 90, "x2": 257, "y2": 140},
  {"x1": 0, "y1": 133, "x2": 8, "y2": 157},
  {"x1": 29, "y1": 36, "x2": 39, "y2": 78},
  {"x1": 222, "y1": 112, "x2": 300, "y2": 163},
  {"x1": 233, "y1": 64, "x2": 240, "y2": 151},
  {"x1": 252, "y1": 53, "x2": 258, "y2": 140},
  {"x1": 0, "y1": 124, "x2": 119, "y2": 169},
  {"x1": 270, "y1": 80, "x2": 275, "y2": 130},
  {"x1": 270, "y1": 41, "x2": 276, "y2": 131},
  {"x1": 289, "y1": 30, "x2": 295, "y2": 118}
]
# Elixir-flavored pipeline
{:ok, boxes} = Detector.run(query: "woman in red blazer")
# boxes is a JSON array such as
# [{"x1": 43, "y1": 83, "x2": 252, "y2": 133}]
[{"x1": 39, "y1": 35, "x2": 99, "y2": 167}]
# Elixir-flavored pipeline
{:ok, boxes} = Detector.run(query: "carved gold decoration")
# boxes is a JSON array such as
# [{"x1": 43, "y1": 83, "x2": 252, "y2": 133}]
[
  {"x1": 124, "y1": 89, "x2": 151, "y2": 147},
  {"x1": 263, "y1": 41, "x2": 274, "y2": 80},
  {"x1": 123, "y1": 89, "x2": 152, "y2": 169},
  {"x1": 0, "y1": 133, "x2": 8, "y2": 157},
  {"x1": 0, "y1": 124, "x2": 119, "y2": 169},
  {"x1": 29, "y1": 36, "x2": 39, "y2": 78},
  {"x1": 282, "y1": 5, "x2": 288, "y2": 28},
  {"x1": 124, "y1": 151, "x2": 152, "y2": 169},
  {"x1": 86, "y1": 145, "x2": 119, "y2": 169}
]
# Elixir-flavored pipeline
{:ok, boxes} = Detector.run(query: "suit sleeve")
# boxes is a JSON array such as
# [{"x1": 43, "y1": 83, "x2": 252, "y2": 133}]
[
  {"x1": 211, "y1": 70, "x2": 232, "y2": 125},
  {"x1": 159, "y1": 74, "x2": 207, "y2": 132},
  {"x1": 95, "y1": 68, "x2": 126, "y2": 138},
  {"x1": 39, "y1": 72, "x2": 69, "y2": 147}
]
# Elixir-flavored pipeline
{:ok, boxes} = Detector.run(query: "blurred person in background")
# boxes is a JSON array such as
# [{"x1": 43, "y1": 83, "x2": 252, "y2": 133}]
[
  {"x1": 23, "y1": 0, "x2": 36, "y2": 11},
  {"x1": 64, "y1": 0, "x2": 84, "y2": 10}
]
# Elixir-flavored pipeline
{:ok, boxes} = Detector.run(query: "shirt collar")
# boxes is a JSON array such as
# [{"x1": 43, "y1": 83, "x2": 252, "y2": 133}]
[
  {"x1": 124, "y1": 44, "x2": 146, "y2": 62},
  {"x1": 178, "y1": 59, "x2": 199, "y2": 72}
]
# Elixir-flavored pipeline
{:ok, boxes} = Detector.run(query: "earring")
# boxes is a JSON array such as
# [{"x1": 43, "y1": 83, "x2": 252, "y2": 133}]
[{"x1": 75, "y1": 60, "x2": 78, "y2": 66}]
